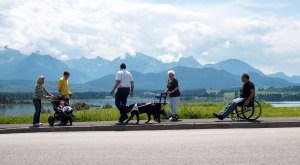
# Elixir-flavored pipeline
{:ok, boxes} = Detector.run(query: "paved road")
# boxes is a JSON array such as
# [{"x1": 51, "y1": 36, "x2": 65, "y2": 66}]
[
  {"x1": 2, "y1": 117, "x2": 300, "y2": 129},
  {"x1": 0, "y1": 128, "x2": 299, "y2": 165}
]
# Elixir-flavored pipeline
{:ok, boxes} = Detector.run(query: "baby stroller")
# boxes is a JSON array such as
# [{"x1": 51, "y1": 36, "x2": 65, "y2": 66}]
[{"x1": 48, "y1": 96, "x2": 74, "y2": 126}]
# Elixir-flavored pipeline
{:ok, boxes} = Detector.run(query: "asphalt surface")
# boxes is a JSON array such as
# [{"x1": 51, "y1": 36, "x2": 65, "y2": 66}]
[
  {"x1": 1, "y1": 117, "x2": 300, "y2": 134},
  {"x1": 0, "y1": 128, "x2": 300, "y2": 165}
]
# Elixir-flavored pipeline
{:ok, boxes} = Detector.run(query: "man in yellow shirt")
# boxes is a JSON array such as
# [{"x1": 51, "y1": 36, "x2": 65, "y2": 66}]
[{"x1": 58, "y1": 71, "x2": 72, "y2": 104}]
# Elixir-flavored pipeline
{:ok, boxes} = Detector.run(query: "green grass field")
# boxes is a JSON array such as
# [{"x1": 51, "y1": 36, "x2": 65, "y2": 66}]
[
  {"x1": 223, "y1": 92, "x2": 235, "y2": 99},
  {"x1": 0, "y1": 102, "x2": 300, "y2": 124}
]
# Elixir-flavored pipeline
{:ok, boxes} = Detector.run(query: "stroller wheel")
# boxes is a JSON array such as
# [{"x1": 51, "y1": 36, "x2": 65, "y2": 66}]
[
  {"x1": 61, "y1": 118, "x2": 68, "y2": 125},
  {"x1": 69, "y1": 117, "x2": 73, "y2": 126},
  {"x1": 48, "y1": 116, "x2": 55, "y2": 126}
]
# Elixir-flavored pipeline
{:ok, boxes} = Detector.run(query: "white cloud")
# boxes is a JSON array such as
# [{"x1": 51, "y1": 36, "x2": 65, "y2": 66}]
[
  {"x1": 223, "y1": 41, "x2": 231, "y2": 49},
  {"x1": 201, "y1": 51, "x2": 209, "y2": 56},
  {"x1": 157, "y1": 53, "x2": 182, "y2": 63},
  {"x1": 171, "y1": 21, "x2": 215, "y2": 35},
  {"x1": 120, "y1": 43, "x2": 136, "y2": 58},
  {"x1": 0, "y1": 0, "x2": 299, "y2": 74},
  {"x1": 235, "y1": 0, "x2": 287, "y2": 9},
  {"x1": 157, "y1": 54, "x2": 176, "y2": 63},
  {"x1": 261, "y1": 19, "x2": 300, "y2": 54},
  {"x1": 60, "y1": 54, "x2": 69, "y2": 60},
  {"x1": 158, "y1": 35, "x2": 185, "y2": 53}
]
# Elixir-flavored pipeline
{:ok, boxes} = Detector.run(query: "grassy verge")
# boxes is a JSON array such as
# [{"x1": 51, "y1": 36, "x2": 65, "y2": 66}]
[{"x1": 0, "y1": 102, "x2": 300, "y2": 124}]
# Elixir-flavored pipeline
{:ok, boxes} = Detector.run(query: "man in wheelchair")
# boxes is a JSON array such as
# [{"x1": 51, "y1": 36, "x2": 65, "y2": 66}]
[{"x1": 213, "y1": 73, "x2": 255, "y2": 120}]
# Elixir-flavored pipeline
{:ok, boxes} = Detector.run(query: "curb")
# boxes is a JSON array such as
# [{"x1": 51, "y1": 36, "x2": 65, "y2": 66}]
[{"x1": 1, "y1": 120, "x2": 300, "y2": 134}]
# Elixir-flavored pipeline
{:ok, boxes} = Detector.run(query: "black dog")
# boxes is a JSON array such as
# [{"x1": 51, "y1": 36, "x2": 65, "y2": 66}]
[{"x1": 123, "y1": 102, "x2": 164, "y2": 124}]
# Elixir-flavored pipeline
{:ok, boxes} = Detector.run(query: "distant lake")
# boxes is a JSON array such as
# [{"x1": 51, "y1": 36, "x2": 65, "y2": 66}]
[
  {"x1": 267, "y1": 101, "x2": 300, "y2": 107},
  {"x1": 1, "y1": 99, "x2": 300, "y2": 116},
  {"x1": 0, "y1": 98, "x2": 158, "y2": 116}
]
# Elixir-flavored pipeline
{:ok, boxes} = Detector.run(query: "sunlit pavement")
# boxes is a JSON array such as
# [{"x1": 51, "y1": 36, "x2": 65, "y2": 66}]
[
  {"x1": 0, "y1": 128, "x2": 300, "y2": 165},
  {"x1": 1, "y1": 117, "x2": 300, "y2": 134}
]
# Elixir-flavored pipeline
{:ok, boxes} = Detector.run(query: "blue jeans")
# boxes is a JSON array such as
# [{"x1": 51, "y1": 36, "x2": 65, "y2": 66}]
[
  {"x1": 33, "y1": 99, "x2": 42, "y2": 124},
  {"x1": 219, "y1": 98, "x2": 246, "y2": 118}
]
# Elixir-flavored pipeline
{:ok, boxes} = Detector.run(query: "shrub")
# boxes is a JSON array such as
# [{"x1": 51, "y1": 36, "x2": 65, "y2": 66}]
[
  {"x1": 102, "y1": 103, "x2": 113, "y2": 109},
  {"x1": 71, "y1": 102, "x2": 90, "y2": 110}
]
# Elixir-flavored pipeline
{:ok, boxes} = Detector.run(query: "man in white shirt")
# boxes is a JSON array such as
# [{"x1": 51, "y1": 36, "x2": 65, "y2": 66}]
[{"x1": 111, "y1": 63, "x2": 134, "y2": 123}]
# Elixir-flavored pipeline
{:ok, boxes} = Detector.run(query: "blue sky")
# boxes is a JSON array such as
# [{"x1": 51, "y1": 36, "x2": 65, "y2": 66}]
[{"x1": 0, "y1": 0, "x2": 299, "y2": 75}]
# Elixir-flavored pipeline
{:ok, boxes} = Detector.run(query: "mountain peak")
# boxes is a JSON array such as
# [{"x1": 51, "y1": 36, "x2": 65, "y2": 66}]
[
  {"x1": 0, "y1": 47, "x2": 26, "y2": 65},
  {"x1": 221, "y1": 58, "x2": 245, "y2": 64},
  {"x1": 80, "y1": 56, "x2": 88, "y2": 60},
  {"x1": 270, "y1": 72, "x2": 288, "y2": 77},
  {"x1": 205, "y1": 58, "x2": 264, "y2": 75},
  {"x1": 178, "y1": 56, "x2": 197, "y2": 62},
  {"x1": 128, "y1": 52, "x2": 148, "y2": 58},
  {"x1": 115, "y1": 52, "x2": 157, "y2": 62},
  {"x1": 268, "y1": 72, "x2": 290, "y2": 79},
  {"x1": 177, "y1": 56, "x2": 201, "y2": 68},
  {"x1": 0, "y1": 46, "x2": 23, "y2": 56},
  {"x1": 29, "y1": 52, "x2": 54, "y2": 59},
  {"x1": 268, "y1": 72, "x2": 300, "y2": 84},
  {"x1": 29, "y1": 52, "x2": 40, "y2": 57}
]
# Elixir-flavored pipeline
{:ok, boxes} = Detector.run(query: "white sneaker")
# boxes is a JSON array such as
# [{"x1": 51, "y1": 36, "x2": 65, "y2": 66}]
[
  {"x1": 32, "y1": 123, "x2": 40, "y2": 127},
  {"x1": 38, "y1": 123, "x2": 43, "y2": 126},
  {"x1": 169, "y1": 115, "x2": 178, "y2": 121}
]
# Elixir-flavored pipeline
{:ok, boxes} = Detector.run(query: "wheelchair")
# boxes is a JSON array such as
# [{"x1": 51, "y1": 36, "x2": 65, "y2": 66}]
[{"x1": 230, "y1": 99, "x2": 262, "y2": 121}]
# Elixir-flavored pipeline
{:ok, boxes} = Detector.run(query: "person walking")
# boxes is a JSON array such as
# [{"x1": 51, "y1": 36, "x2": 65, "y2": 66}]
[
  {"x1": 58, "y1": 71, "x2": 72, "y2": 104},
  {"x1": 32, "y1": 76, "x2": 53, "y2": 127},
  {"x1": 166, "y1": 70, "x2": 181, "y2": 121},
  {"x1": 111, "y1": 63, "x2": 134, "y2": 123}
]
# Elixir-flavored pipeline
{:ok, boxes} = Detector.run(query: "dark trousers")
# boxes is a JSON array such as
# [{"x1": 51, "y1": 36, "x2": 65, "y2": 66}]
[
  {"x1": 33, "y1": 99, "x2": 42, "y2": 124},
  {"x1": 115, "y1": 88, "x2": 130, "y2": 122},
  {"x1": 65, "y1": 98, "x2": 70, "y2": 105}
]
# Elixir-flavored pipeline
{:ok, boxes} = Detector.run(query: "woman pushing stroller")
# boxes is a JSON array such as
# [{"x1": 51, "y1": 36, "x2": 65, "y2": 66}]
[{"x1": 32, "y1": 75, "x2": 54, "y2": 127}]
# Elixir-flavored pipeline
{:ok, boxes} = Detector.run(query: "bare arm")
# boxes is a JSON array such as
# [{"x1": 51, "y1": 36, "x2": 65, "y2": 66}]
[
  {"x1": 111, "y1": 80, "x2": 121, "y2": 95},
  {"x1": 130, "y1": 81, "x2": 134, "y2": 97},
  {"x1": 245, "y1": 89, "x2": 255, "y2": 105}
]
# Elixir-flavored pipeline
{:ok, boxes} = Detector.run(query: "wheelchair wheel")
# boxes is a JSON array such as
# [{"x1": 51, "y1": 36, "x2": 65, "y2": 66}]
[
  {"x1": 230, "y1": 109, "x2": 238, "y2": 121},
  {"x1": 48, "y1": 116, "x2": 55, "y2": 126},
  {"x1": 69, "y1": 117, "x2": 73, "y2": 126},
  {"x1": 231, "y1": 108, "x2": 246, "y2": 121},
  {"x1": 241, "y1": 100, "x2": 262, "y2": 121}
]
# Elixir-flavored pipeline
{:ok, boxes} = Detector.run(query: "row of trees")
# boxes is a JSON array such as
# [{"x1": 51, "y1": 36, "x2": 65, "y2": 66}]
[
  {"x1": 1, "y1": 86, "x2": 300, "y2": 104},
  {"x1": 257, "y1": 93, "x2": 300, "y2": 101},
  {"x1": 0, "y1": 92, "x2": 110, "y2": 104},
  {"x1": 259, "y1": 86, "x2": 300, "y2": 92},
  {"x1": 0, "y1": 90, "x2": 220, "y2": 104},
  {"x1": 0, "y1": 93, "x2": 33, "y2": 104}
]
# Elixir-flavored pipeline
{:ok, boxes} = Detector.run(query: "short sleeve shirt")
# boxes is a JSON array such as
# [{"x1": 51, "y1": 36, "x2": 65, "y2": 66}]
[
  {"x1": 116, "y1": 69, "x2": 133, "y2": 88},
  {"x1": 240, "y1": 81, "x2": 255, "y2": 98},
  {"x1": 58, "y1": 77, "x2": 71, "y2": 98},
  {"x1": 167, "y1": 78, "x2": 181, "y2": 97}
]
